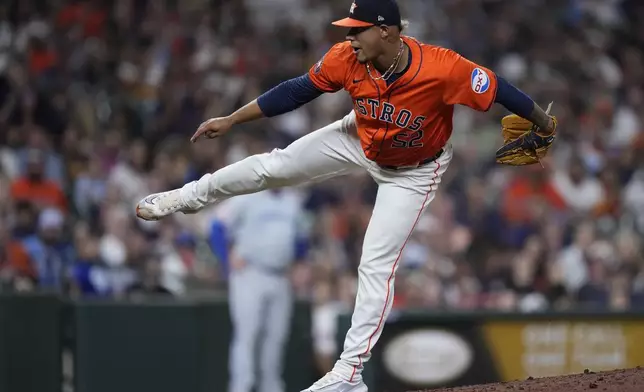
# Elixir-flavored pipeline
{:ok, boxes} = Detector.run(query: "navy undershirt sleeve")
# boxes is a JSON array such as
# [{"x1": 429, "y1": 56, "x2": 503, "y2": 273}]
[
  {"x1": 494, "y1": 76, "x2": 534, "y2": 119},
  {"x1": 257, "y1": 74, "x2": 324, "y2": 117}
]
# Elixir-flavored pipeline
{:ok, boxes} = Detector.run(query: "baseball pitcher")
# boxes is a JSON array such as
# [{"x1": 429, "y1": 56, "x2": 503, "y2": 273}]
[{"x1": 136, "y1": 0, "x2": 557, "y2": 391}]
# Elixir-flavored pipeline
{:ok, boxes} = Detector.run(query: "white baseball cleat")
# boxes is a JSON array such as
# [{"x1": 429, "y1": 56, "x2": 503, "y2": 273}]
[
  {"x1": 301, "y1": 372, "x2": 367, "y2": 392},
  {"x1": 135, "y1": 189, "x2": 197, "y2": 221}
]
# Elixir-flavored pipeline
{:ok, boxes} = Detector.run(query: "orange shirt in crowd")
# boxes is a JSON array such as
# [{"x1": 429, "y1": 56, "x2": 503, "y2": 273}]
[
  {"x1": 56, "y1": 3, "x2": 107, "y2": 37},
  {"x1": 28, "y1": 48, "x2": 58, "y2": 76},
  {"x1": 502, "y1": 175, "x2": 566, "y2": 224},
  {"x1": 3, "y1": 241, "x2": 35, "y2": 279},
  {"x1": 10, "y1": 178, "x2": 67, "y2": 212}
]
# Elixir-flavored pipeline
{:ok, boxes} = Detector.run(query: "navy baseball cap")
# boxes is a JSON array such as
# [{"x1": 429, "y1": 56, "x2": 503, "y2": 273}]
[{"x1": 332, "y1": 0, "x2": 402, "y2": 28}]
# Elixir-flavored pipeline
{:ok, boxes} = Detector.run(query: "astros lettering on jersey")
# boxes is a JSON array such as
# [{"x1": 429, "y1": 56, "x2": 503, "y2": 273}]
[{"x1": 308, "y1": 36, "x2": 498, "y2": 167}]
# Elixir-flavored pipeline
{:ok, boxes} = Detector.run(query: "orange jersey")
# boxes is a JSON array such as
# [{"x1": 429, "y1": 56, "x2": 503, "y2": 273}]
[{"x1": 308, "y1": 36, "x2": 498, "y2": 167}]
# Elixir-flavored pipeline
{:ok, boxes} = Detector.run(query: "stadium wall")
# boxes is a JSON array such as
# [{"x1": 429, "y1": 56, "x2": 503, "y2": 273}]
[{"x1": 3, "y1": 294, "x2": 644, "y2": 392}]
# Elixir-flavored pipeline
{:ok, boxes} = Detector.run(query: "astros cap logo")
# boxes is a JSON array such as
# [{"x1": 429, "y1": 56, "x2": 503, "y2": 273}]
[{"x1": 333, "y1": 0, "x2": 401, "y2": 29}]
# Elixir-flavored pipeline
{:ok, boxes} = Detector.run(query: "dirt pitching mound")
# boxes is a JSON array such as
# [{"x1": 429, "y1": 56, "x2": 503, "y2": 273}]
[{"x1": 427, "y1": 367, "x2": 644, "y2": 392}]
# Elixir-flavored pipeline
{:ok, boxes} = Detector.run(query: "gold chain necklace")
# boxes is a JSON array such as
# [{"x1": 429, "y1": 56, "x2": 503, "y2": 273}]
[{"x1": 366, "y1": 38, "x2": 405, "y2": 81}]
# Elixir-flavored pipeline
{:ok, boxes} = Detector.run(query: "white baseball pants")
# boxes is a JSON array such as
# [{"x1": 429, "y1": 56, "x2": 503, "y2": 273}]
[
  {"x1": 180, "y1": 111, "x2": 452, "y2": 383},
  {"x1": 229, "y1": 267, "x2": 292, "y2": 392}
]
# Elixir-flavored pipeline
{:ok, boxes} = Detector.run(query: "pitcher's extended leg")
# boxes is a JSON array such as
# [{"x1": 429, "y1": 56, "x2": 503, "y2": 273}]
[
  {"x1": 331, "y1": 148, "x2": 452, "y2": 383},
  {"x1": 136, "y1": 115, "x2": 364, "y2": 220}
]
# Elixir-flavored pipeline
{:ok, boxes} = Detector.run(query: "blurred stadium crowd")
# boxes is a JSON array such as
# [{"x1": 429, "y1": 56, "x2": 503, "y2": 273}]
[{"x1": 2, "y1": 0, "x2": 644, "y2": 362}]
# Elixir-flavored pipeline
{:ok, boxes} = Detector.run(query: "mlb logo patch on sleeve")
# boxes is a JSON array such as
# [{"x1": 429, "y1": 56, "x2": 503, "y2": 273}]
[
  {"x1": 314, "y1": 54, "x2": 326, "y2": 74},
  {"x1": 471, "y1": 68, "x2": 490, "y2": 94},
  {"x1": 314, "y1": 60, "x2": 323, "y2": 74}
]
